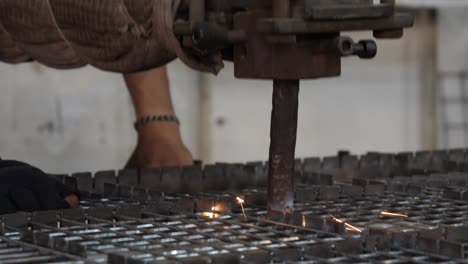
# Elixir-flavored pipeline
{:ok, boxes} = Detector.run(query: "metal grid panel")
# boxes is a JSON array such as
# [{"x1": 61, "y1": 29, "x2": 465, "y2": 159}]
[{"x1": 2, "y1": 149, "x2": 468, "y2": 263}]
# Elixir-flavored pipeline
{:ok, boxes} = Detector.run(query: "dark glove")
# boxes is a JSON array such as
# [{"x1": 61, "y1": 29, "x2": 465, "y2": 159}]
[{"x1": 0, "y1": 160, "x2": 80, "y2": 215}]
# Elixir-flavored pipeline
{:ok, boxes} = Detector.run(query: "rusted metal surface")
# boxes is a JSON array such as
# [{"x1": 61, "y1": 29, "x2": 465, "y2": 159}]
[
  {"x1": 257, "y1": 14, "x2": 414, "y2": 34},
  {"x1": 272, "y1": 0, "x2": 290, "y2": 18},
  {"x1": 233, "y1": 11, "x2": 341, "y2": 80},
  {"x1": 267, "y1": 80, "x2": 299, "y2": 220},
  {"x1": 304, "y1": 0, "x2": 394, "y2": 20},
  {"x1": 190, "y1": 0, "x2": 206, "y2": 23}
]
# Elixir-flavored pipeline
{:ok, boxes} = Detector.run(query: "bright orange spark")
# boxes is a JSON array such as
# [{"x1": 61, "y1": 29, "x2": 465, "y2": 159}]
[
  {"x1": 344, "y1": 223, "x2": 362, "y2": 233},
  {"x1": 328, "y1": 213, "x2": 362, "y2": 233},
  {"x1": 380, "y1": 211, "x2": 408, "y2": 218},
  {"x1": 236, "y1": 197, "x2": 248, "y2": 223},
  {"x1": 333, "y1": 217, "x2": 344, "y2": 224}
]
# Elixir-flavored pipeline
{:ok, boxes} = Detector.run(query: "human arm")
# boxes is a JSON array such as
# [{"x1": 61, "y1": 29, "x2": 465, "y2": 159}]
[{"x1": 124, "y1": 66, "x2": 193, "y2": 168}]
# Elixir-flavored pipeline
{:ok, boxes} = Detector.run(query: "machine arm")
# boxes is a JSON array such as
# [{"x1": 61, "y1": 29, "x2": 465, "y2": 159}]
[
  {"x1": 173, "y1": 0, "x2": 413, "y2": 220},
  {"x1": 0, "y1": 0, "x2": 413, "y2": 220}
]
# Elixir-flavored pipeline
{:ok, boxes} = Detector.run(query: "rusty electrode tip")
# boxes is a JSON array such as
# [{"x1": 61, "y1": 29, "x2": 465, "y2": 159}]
[{"x1": 267, "y1": 80, "x2": 299, "y2": 220}]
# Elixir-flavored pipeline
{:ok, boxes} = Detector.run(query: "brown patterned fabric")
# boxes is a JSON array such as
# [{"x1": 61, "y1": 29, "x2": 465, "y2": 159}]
[
  {"x1": 0, "y1": 0, "x2": 222, "y2": 74},
  {"x1": 0, "y1": 21, "x2": 30, "y2": 63},
  {"x1": 0, "y1": 0, "x2": 85, "y2": 68}
]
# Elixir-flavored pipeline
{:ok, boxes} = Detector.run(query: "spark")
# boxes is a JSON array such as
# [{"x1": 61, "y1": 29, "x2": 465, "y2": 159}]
[
  {"x1": 201, "y1": 211, "x2": 219, "y2": 219},
  {"x1": 301, "y1": 215, "x2": 306, "y2": 228},
  {"x1": 380, "y1": 211, "x2": 408, "y2": 218},
  {"x1": 236, "y1": 197, "x2": 248, "y2": 223},
  {"x1": 209, "y1": 207, "x2": 216, "y2": 219},
  {"x1": 200, "y1": 206, "x2": 220, "y2": 219},
  {"x1": 328, "y1": 213, "x2": 362, "y2": 233},
  {"x1": 344, "y1": 222, "x2": 362, "y2": 233},
  {"x1": 333, "y1": 217, "x2": 344, "y2": 224}
]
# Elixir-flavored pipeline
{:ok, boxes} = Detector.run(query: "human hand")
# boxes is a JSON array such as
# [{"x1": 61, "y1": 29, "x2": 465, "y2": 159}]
[
  {"x1": 126, "y1": 122, "x2": 193, "y2": 168},
  {"x1": 0, "y1": 160, "x2": 80, "y2": 215}
]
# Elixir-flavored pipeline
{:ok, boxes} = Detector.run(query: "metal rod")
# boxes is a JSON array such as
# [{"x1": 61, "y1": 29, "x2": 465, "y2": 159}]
[{"x1": 267, "y1": 80, "x2": 299, "y2": 221}]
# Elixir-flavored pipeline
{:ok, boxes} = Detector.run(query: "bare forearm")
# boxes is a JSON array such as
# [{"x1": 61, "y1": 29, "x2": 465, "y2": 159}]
[
  {"x1": 124, "y1": 66, "x2": 193, "y2": 168},
  {"x1": 125, "y1": 66, "x2": 180, "y2": 141},
  {"x1": 125, "y1": 66, "x2": 175, "y2": 117}
]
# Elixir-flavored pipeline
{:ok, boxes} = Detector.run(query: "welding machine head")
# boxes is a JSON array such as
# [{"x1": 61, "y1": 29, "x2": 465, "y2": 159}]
[{"x1": 174, "y1": 0, "x2": 413, "y2": 80}]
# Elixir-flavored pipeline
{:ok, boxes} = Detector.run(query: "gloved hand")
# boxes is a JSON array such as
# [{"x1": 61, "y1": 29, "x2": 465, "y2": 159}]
[{"x1": 0, "y1": 160, "x2": 80, "y2": 215}]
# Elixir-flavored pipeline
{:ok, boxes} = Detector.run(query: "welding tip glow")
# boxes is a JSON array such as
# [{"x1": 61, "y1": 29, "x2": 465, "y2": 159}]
[
  {"x1": 236, "y1": 197, "x2": 245, "y2": 204},
  {"x1": 380, "y1": 211, "x2": 408, "y2": 218},
  {"x1": 200, "y1": 211, "x2": 220, "y2": 219},
  {"x1": 199, "y1": 206, "x2": 220, "y2": 219}
]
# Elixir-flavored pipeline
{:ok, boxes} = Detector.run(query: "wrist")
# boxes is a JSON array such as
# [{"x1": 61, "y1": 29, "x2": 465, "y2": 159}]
[
  {"x1": 134, "y1": 114, "x2": 180, "y2": 130},
  {"x1": 137, "y1": 121, "x2": 183, "y2": 144}
]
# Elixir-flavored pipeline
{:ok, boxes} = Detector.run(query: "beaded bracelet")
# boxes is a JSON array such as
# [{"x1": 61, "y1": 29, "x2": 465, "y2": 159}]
[{"x1": 134, "y1": 115, "x2": 180, "y2": 130}]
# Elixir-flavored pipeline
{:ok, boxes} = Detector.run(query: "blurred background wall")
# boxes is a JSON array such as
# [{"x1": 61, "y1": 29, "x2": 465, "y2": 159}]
[{"x1": 0, "y1": 5, "x2": 467, "y2": 174}]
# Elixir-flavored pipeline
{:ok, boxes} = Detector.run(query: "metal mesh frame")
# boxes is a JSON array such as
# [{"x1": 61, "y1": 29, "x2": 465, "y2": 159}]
[{"x1": 2, "y1": 149, "x2": 468, "y2": 263}]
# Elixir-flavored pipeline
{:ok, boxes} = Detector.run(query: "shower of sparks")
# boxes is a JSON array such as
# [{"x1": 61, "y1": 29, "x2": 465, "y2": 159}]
[
  {"x1": 380, "y1": 211, "x2": 408, "y2": 218},
  {"x1": 236, "y1": 197, "x2": 248, "y2": 223},
  {"x1": 328, "y1": 213, "x2": 362, "y2": 233}
]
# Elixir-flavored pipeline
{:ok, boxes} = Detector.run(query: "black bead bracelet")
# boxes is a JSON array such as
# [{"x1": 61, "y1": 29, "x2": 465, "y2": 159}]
[{"x1": 134, "y1": 115, "x2": 180, "y2": 130}]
